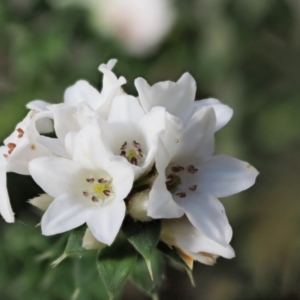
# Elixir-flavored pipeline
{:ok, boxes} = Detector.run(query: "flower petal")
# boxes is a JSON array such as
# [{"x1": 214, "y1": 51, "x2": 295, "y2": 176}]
[
  {"x1": 41, "y1": 194, "x2": 87, "y2": 235},
  {"x1": 161, "y1": 217, "x2": 234, "y2": 258},
  {"x1": 193, "y1": 98, "x2": 233, "y2": 131},
  {"x1": 196, "y1": 155, "x2": 259, "y2": 198},
  {"x1": 29, "y1": 157, "x2": 83, "y2": 198},
  {"x1": 86, "y1": 201, "x2": 125, "y2": 245},
  {"x1": 0, "y1": 150, "x2": 14, "y2": 222},
  {"x1": 28, "y1": 194, "x2": 54, "y2": 211},
  {"x1": 108, "y1": 94, "x2": 145, "y2": 124},
  {"x1": 64, "y1": 80, "x2": 101, "y2": 110},
  {"x1": 135, "y1": 72, "x2": 196, "y2": 123},
  {"x1": 175, "y1": 193, "x2": 232, "y2": 246}
]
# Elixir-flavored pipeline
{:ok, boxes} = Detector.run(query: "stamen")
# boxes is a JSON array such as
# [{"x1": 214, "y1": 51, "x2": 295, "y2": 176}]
[
  {"x1": 133, "y1": 140, "x2": 141, "y2": 148},
  {"x1": 83, "y1": 191, "x2": 89, "y2": 197},
  {"x1": 138, "y1": 149, "x2": 143, "y2": 157},
  {"x1": 189, "y1": 185, "x2": 197, "y2": 191},
  {"x1": 3, "y1": 154, "x2": 8, "y2": 158},
  {"x1": 7, "y1": 143, "x2": 16, "y2": 154},
  {"x1": 186, "y1": 165, "x2": 198, "y2": 174},
  {"x1": 98, "y1": 178, "x2": 107, "y2": 183},
  {"x1": 166, "y1": 174, "x2": 175, "y2": 185},
  {"x1": 86, "y1": 178, "x2": 95, "y2": 183},
  {"x1": 176, "y1": 191, "x2": 186, "y2": 198},
  {"x1": 17, "y1": 128, "x2": 24, "y2": 138},
  {"x1": 91, "y1": 196, "x2": 99, "y2": 202},
  {"x1": 171, "y1": 165, "x2": 184, "y2": 173},
  {"x1": 7, "y1": 143, "x2": 16, "y2": 150},
  {"x1": 103, "y1": 190, "x2": 111, "y2": 196},
  {"x1": 130, "y1": 157, "x2": 138, "y2": 165},
  {"x1": 120, "y1": 150, "x2": 126, "y2": 157},
  {"x1": 121, "y1": 142, "x2": 127, "y2": 150}
]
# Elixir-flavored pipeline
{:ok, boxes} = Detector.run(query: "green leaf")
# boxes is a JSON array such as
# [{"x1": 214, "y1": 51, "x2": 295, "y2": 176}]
[
  {"x1": 123, "y1": 217, "x2": 161, "y2": 260},
  {"x1": 130, "y1": 250, "x2": 164, "y2": 298},
  {"x1": 96, "y1": 238, "x2": 137, "y2": 299},
  {"x1": 65, "y1": 225, "x2": 87, "y2": 255}
]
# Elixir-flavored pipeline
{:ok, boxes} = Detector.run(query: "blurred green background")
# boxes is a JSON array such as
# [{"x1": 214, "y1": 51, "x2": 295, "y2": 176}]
[{"x1": 1, "y1": 0, "x2": 300, "y2": 299}]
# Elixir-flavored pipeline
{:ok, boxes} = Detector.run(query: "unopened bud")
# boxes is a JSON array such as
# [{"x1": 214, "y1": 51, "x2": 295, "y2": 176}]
[{"x1": 128, "y1": 189, "x2": 152, "y2": 222}]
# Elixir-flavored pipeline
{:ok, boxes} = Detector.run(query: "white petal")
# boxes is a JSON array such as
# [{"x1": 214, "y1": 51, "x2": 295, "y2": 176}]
[
  {"x1": 108, "y1": 95, "x2": 145, "y2": 124},
  {"x1": 161, "y1": 217, "x2": 234, "y2": 258},
  {"x1": 148, "y1": 175, "x2": 184, "y2": 219},
  {"x1": 196, "y1": 155, "x2": 259, "y2": 198},
  {"x1": 37, "y1": 136, "x2": 68, "y2": 158},
  {"x1": 0, "y1": 151, "x2": 14, "y2": 222},
  {"x1": 135, "y1": 73, "x2": 196, "y2": 123},
  {"x1": 41, "y1": 194, "x2": 87, "y2": 235},
  {"x1": 194, "y1": 98, "x2": 233, "y2": 131},
  {"x1": 51, "y1": 104, "x2": 81, "y2": 142},
  {"x1": 175, "y1": 193, "x2": 232, "y2": 246},
  {"x1": 72, "y1": 125, "x2": 110, "y2": 170},
  {"x1": 174, "y1": 107, "x2": 216, "y2": 163},
  {"x1": 29, "y1": 157, "x2": 83, "y2": 198},
  {"x1": 107, "y1": 161, "x2": 134, "y2": 200},
  {"x1": 26, "y1": 100, "x2": 52, "y2": 111},
  {"x1": 86, "y1": 201, "x2": 125, "y2": 245},
  {"x1": 28, "y1": 194, "x2": 54, "y2": 211},
  {"x1": 64, "y1": 80, "x2": 101, "y2": 110}
]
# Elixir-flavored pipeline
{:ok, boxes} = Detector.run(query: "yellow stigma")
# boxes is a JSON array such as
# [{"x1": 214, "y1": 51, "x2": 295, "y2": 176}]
[
  {"x1": 126, "y1": 149, "x2": 137, "y2": 160},
  {"x1": 93, "y1": 183, "x2": 111, "y2": 197}
]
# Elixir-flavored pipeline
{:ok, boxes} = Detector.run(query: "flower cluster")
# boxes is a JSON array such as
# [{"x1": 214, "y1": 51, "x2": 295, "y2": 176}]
[{"x1": 0, "y1": 59, "x2": 258, "y2": 276}]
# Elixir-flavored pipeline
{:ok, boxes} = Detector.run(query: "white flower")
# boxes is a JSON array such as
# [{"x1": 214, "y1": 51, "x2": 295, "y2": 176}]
[
  {"x1": 0, "y1": 110, "x2": 53, "y2": 222},
  {"x1": 52, "y1": 0, "x2": 176, "y2": 56},
  {"x1": 148, "y1": 108, "x2": 259, "y2": 246},
  {"x1": 160, "y1": 217, "x2": 235, "y2": 268},
  {"x1": 64, "y1": 59, "x2": 126, "y2": 118},
  {"x1": 135, "y1": 73, "x2": 233, "y2": 130},
  {"x1": 98, "y1": 94, "x2": 178, "y2": 179},
  {"x1": 29, "y1": 125, "x2": 134, "y2": 245}
]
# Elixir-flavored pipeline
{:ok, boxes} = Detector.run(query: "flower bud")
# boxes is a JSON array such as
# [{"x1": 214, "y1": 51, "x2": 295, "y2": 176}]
[
  {"x1": 127, "y1": 189, "x2": 153, "y2": 222},
  {"x1": 82, "y1": 229, "x2": 106, "y2": 250}
]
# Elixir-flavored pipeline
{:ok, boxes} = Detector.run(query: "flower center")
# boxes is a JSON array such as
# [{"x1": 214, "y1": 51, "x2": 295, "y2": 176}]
[
  {"x1": 166, "y1": 164, "x2": 199, "y2": 198},
  {"x1": 119, "y1": 140, "x2": 145, "y2": 166},
  {"x1": 82, "y1": 176, "x2": 113, "y2": 203}
]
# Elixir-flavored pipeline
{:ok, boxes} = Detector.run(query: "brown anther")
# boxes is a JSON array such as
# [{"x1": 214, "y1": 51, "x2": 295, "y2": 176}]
[
  {"x1": 121, "y1": 142, "x2": 127, "y2": 150},
  {"x1": 86, "y1": 178, "x2": 95, "y2": 183},
  {"x1": 3, "y1": 154, "x2": 8, "y2": 158},
  {"x1": 8, "y1": 149, "x2": 13, "y2": 155},
  {"x1": 31, "y1": 144, "x2": 36, "y2": 150},
  {"x1": 98, "y1": 178, "x2": 107, "y2": 183},
  {"x1": 133, "y1": 140, "x2": 141, "y2": 148},
  {"x1": 83, "y1": 191, "x2": 89, "y2": 197},
  {"x1": 175, "y1": 191, "x2": 186, "y2": 198},
  {"x1": 171, "y1": 165, "x2": 184, "y2": 173},
  {"x1": 138, "y1": 148, "x2": 143, "y2": 157},
  {"x1": 166, "y1": 174, "x2": 175, "y2": 185},
  {"x1": 189, "y1": 185, "x2": 197, "y2": 191},
  {"x1": 91, "y1": 196, "x2": 99, "y2": 202},
  {"x1": 17, "y1": 128, "x2": 24, "y2": 138},
  {"x1": 186, "y1": 165, "x2": 198, "y2": 174},
  {"x1": 7, "y1": 143, "x2": 16, "y2": 150},
  {"x1": 130, "y1": 157, "x2": 138, "y2": 165},
  {"x1": 103, "y1": 190, "x2": 111, "y2": 196},
  {"x1": 120, "y1": 150, "x2": 126, "y2": 157}
]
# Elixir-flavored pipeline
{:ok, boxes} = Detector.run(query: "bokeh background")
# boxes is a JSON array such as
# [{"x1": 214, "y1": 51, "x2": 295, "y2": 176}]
[{"x1": 1, "y1": 0, "x2": 300, "y2": 299}]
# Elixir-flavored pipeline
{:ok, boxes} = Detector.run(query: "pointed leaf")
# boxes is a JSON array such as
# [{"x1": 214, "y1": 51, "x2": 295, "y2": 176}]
[
  {"x1": 130, "y1": 250, "x2": 164, "y2": 298},
  {"x1": 96, "y1": 238, "x2": 137, "y2": 299},
  {"x1": 123, "y1": 216, "x2": 161, "y2": 260},
  {"x1": 65, "y1": 225, "x2": 87, "y2": 255}
]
